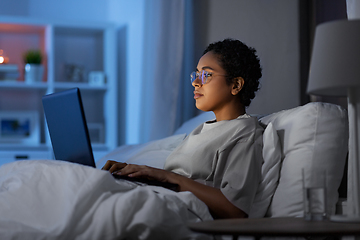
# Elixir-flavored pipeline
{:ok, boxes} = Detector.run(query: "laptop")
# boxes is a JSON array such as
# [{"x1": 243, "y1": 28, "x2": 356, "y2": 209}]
[{"x1": 42, "y1": 88, "x2": 178, "y2": 191}]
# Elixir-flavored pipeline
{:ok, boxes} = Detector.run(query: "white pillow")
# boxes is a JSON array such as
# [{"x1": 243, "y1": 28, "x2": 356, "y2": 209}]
[
  {"x1": 173, "y1": 111, "x2": 215, "y2": 135},
  {"x1": 97, "y1": 134, "x2": 186, "y2": 169},
  {"x1": 249, "y1": 122, "x2": 282, "y2": 218},
  {"x1": 259, "y1": 102, "x2": 348, "y2": 217}
]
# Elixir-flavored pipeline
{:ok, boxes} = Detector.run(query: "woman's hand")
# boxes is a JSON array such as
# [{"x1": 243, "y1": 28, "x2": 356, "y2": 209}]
[
  {"x1": 101, "y1": 160, "x2": 174, "y2": 183},
  {"x1": 119, "y1": 164, "x2": 172, "y2": 183},
  {"x1": 101, "y1": 160, "x2": 128, "y2": 174}
]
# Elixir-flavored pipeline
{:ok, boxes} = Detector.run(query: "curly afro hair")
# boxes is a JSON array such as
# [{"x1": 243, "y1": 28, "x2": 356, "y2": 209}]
[{"x1": 203, "y1": 38, "x2": 262, "y2": 107}]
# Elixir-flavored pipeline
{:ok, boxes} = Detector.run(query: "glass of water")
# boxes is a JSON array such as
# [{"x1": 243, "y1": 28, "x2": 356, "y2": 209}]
[{"x1": 302, "y1": 168, "x2": 327, "y2": 221}]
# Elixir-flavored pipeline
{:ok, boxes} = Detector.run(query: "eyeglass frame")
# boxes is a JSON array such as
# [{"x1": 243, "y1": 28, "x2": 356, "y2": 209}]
[{"x1": 190, "y1": 70, "x2": 227, "y2": 85}]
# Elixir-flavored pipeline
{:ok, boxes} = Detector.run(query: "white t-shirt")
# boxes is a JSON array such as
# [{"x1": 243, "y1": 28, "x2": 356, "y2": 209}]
[{"x1": 164, "y1": 114, "x2": 264, "y2": 214}]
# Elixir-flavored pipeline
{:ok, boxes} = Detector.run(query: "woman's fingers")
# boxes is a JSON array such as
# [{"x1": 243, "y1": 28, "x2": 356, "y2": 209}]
[
  {"x1": 118, "y1": 164, "x2": 145, "y2": 176},
  {"x1": 101, "y1": 160, "x2": 127, "y2": 173},
  {"x1": 103, "y1": 162, "x2": 172, "y2": 183},
  {"x1": 101, "y1": 160, "x2": 117, "y2": 170},
  {"x1": 120, "y1": 164, "x2": 169, "y2": 182}
]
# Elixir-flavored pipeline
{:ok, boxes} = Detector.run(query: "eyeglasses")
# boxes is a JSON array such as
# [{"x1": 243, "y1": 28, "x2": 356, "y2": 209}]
[{"x1": 190, "y1": 70, "x2": 227, "y2": 85}]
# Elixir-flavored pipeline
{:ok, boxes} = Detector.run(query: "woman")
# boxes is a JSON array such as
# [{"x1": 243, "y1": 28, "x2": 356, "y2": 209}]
[{"x1": 102, "y1": 38, "x2": 263, "y2": 219}]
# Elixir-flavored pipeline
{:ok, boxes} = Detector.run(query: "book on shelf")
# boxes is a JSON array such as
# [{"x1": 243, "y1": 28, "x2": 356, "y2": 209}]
[
  {"x1": 0, "y1": 64, "x2": 18, "y2": 72},
  {"x1": 0, "y1": 64, "x2": 19, "y2": 81}
]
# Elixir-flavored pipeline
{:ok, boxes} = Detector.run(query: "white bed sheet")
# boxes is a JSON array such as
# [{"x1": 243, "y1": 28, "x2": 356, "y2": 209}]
[{"x1": 0, "y1": 160, "x2": 213, "y2": 240}]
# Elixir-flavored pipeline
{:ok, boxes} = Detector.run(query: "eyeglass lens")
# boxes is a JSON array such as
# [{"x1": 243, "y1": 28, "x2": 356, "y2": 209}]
[{"x1": 190, "y1": 71, "x2": 207, "y2": 85}]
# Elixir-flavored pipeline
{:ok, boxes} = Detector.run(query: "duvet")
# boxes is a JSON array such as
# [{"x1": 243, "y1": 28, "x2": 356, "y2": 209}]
[{"x1": 0, "y1": 160, "x2": 213, "y2": 240}]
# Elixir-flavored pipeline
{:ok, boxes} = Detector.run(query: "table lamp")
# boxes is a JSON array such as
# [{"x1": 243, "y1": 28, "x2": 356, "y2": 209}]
[{"x1": 307, "y1": 19, "x2": 360, "y2": 222}]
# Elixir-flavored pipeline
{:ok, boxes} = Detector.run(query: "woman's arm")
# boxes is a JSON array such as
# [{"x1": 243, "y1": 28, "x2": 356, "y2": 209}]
[
  {"x1": 102, "y1": 161, "x2": 247, "y2": 219},
  {"x1": 171, "y1": 171, "x2": 247, "y2": 219}
]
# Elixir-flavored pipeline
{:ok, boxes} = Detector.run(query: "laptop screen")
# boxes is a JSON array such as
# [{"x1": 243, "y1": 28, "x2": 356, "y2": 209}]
[{"x1": 42, "y1": 88, "x2": 96, "y2": 168}]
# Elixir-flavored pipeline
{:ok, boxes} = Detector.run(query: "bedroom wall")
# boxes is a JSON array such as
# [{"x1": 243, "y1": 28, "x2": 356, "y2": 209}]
[{"x1": 197, "y1": 0, "x2": 301, "y2": 115}]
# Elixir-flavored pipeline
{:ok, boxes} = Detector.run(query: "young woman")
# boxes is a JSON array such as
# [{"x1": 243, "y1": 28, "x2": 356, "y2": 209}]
[{"x1": 102, "y1": 38, "x2": 263, "y2": 219}]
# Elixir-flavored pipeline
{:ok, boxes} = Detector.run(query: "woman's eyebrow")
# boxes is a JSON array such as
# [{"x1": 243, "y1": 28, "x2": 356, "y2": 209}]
[
  {"x1": 195, "y1": 66, "x2": 215, "y2": 72},
  {"x1": 202, "y1": 66, "x2": 214, "y2": 71}
]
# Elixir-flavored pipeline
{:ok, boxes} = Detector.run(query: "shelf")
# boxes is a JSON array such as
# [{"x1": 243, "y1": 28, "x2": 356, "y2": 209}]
[
  {"x1": 0, "y1": 143, "x2": 49, "y2": 151},
  {"x1": 0, "y1": 21, "x2": 46, "y2": 82},
  {"x1": 53, "y1": 26, "x2": 104, "y2": 84},
  {"x1": 0, "y1": 81, "x2": 48, "y2": 90},
  {"x1": 53, "y1": 82, "x2": 108, "y2": 91},
  {"x1": 0, "y1": 64, "x2": 18, "y2": 72},
  {"x1": 0, "y1": 18, "x2": 117, "y2": 165},
  {"x1": 0, "y1": 81, "x2": 108, "y2": 90}
]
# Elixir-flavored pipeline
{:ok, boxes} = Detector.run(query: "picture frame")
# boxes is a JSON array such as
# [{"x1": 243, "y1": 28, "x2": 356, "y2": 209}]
[{"x1": 0, "y1": 111, "x2": 40, "y2": 145}]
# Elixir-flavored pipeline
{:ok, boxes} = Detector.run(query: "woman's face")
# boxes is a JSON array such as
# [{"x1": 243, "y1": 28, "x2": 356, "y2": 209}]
[{"x1": 192, "y1": 51, "x2": 235, "y2": 115}]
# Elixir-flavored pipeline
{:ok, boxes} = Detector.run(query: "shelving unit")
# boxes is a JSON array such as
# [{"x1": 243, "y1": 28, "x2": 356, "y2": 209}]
[{"x1": 0, "y1": 16, "x2": 117, "y2": 166}]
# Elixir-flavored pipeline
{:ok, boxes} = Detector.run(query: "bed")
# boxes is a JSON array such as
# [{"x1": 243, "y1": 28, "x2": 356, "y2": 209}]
[{"x1": 0, "y1": 102, "x2": 349, "y2": 240}]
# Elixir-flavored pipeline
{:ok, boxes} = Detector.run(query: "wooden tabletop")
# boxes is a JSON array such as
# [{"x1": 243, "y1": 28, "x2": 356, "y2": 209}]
[{"x1": 188, "y1": 217, "x2": 360, "y2": 238}]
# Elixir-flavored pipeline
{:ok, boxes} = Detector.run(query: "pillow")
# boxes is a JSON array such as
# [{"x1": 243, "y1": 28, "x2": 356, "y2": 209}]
[
  {"x1": 173, "y1": 111, "x2": 215, "y2": 135},
  {"x1": 259, "y1": 102, "x2": 348, "y2": 218},
  {"x1": 249, "y1": 122, "x2": 282, "y2": 218},
  {"x1": 99, "y1": 111, "x2": 215, "y2": 168},
  {"x1": 96, "y1": 134, "x2": 186, "y2": 169}
]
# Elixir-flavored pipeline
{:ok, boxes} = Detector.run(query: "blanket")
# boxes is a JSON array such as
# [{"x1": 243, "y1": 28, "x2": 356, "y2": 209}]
[{"x1": 0, "y1": 160, "x2": 213, "y2": 240}]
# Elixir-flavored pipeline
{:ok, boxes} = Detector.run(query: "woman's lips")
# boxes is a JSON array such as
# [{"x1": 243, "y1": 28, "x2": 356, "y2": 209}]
[{"x1": 194, "y1": 91, "x2": 203, "y2": 99}]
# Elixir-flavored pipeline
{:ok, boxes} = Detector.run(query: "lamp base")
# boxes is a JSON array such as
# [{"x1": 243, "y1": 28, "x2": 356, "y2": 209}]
[
  {"x1": 330, "y1": 215, "x2": 360, "y2": 223},
  {"x1": 347, "y1": 88, "x2": 360, "y2": 217}
]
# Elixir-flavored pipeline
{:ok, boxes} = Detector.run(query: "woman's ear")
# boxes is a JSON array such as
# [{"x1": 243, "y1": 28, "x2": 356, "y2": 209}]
[{"x1": 231, "y1": 77, "x2": 244, "y2": 95}]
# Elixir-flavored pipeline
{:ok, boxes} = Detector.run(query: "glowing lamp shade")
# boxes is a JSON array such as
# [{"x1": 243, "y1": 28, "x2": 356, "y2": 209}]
[{"x1": 307, "y1": 19, "x2": 360, "y2": 221}]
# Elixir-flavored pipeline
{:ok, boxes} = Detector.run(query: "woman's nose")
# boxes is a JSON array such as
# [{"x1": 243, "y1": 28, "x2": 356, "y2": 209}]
[{"x1": 192, "y1": 78, "x2": 202, "y2": 87}]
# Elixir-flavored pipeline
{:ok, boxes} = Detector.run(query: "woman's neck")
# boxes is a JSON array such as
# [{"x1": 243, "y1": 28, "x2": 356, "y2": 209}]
[{"x1": 214, "y1": 107, "x2": 246, "y2": 122}]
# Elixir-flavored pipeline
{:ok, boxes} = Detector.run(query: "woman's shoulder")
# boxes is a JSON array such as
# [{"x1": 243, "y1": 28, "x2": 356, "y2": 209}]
[
  {"x1": 230, "y1": 114, "x2": 263, "y2": 131},
  {"x1": 224, "y1": 114, "x2": 264, "y2": 144}
]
